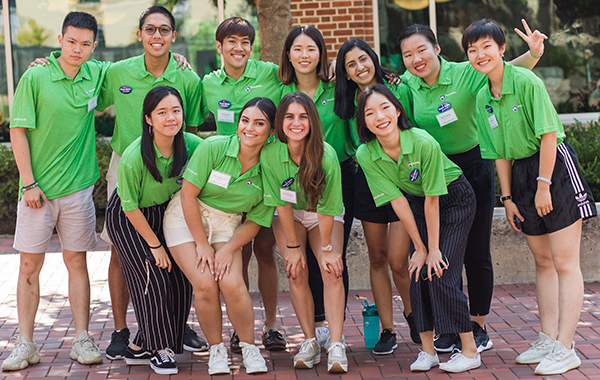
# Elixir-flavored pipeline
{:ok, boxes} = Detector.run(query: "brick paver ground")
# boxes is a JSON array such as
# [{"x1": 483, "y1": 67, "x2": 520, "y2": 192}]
[{"x1": 1, "y1": 235, "x2": 600, "y2": 379}]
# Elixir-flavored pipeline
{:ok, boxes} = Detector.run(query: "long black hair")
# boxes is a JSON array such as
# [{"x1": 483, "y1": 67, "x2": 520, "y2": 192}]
[
  {"x1": 141, "y1": 86, "x2": 187, "y2": 183},
  {"x1": 278, "y1": 25, "x2": 329, "y2": 85},
  {"x1": 333, "y1": 39, "x2": 393, "y2": 120},
  {"x1": 356, "y1": 84, "x2": 412, "y2": 143}
]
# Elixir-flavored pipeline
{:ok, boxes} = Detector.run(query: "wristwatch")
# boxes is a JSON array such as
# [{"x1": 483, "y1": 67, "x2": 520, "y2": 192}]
[
  {"x1": 321, "y1": 243, "x2": 333, "y2": 252},
  {"x1": 499, "y1": 195, "x2": 512, "y2": 204}
]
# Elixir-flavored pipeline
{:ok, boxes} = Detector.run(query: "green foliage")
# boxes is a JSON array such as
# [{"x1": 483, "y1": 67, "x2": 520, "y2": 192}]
[
  {"x1": 15, "y1": 19, "x2": 51, "y2": 47},
  {"x1": 94, "y1": 137, "x2": 112, "y2": 210},
  {"x1": 0, "y1": 145, "x2": 19, "y2": 221},
  {"x1": 565, "y1": 118, "x2": 600, "y2": 201}
]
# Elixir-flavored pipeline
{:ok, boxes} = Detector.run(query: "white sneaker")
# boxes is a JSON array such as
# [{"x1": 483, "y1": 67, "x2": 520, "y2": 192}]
[
  {"x1": 240, "y1": 343, "x2": 268, "y2": 374},
  {"x1": 1, "y1": 336, "x2": 41, "y2": 371},
  {"x1": 71, "y1": 331, "x2": 103, "y2": 365},
  {"x1": 516, "y1": 332, "x2": 554, "y2": 364},
  {"x1": 410, "y1": 350, "x2": 439, "y2": 371},
  {"x1": 208, "y1": 342, "x2": 230, "y2": 375},
  {"x1": 439, "y1": 352, "x2": 481, "y2": 373},
  {"x1": 293, "y1": 338, "x2": 321, "y2": 369},
  {"x1": 534, "y1": 340, "x2": 581, "y2": 375},
  {"x1": 327, "y1": 341, "x2": 348, "y2": 373},
  {"x1": 315, "y1": 326, "x2": 330, "y2": 348}
]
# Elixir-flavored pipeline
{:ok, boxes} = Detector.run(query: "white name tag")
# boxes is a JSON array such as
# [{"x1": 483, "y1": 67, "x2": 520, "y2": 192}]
[
  {"x1": 280, "y1": 188, "x2": 297, "y2": 204},
  {"x1": 217, "y1": 109, "x2": 235, "y2": 123},
  {"x1": 488, "y1": 115, "x2": 499, "y2": 130},
  {"x1": 208, "y1": 170, "x2": 231, "y2": 188},
  {"x1": 436, "y1": 109, "x2": 458, "y2": 127},
  {"x1": 88, "y1": 95, "x2": 98, "y2": 112}
]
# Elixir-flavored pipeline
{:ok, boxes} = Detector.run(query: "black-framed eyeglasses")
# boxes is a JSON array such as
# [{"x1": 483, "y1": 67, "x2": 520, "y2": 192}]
[{"x1": 142, "y1": 24, "x2": 173, "y2": 36}]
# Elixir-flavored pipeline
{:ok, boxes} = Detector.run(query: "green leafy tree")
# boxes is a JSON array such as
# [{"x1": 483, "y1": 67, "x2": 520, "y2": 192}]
[{"x1": 15, "y1": 19, "x2": 50, "y2": 46}]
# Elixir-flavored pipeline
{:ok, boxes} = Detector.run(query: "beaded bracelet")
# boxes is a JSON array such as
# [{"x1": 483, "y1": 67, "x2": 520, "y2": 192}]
[{"x1": 21, "y1": 181, "x2": 38, "y2": 193}]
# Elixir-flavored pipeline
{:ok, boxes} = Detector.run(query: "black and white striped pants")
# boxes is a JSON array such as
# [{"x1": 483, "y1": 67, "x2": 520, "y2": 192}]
[
  {"x1": 106, "y1": 191, "x2": 192, "y2": 353},
  {"x1": 406, "y1": 175, "x2": 476, "y2": 334}
]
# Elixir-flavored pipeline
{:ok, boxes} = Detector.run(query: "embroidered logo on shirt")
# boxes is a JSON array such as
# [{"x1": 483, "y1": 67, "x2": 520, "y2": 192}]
[
  {"x1": 322, "y1": 98, "x2": 334, "y2": 105},
  {"x1": 282, "y1": 177, "x2": 294, "y2": 188},
  {"x1": 119, "y1": 85, "x2": 132, "y2": 94},
  {"x1": 245, "y1": 85, "x2": 263, "y2": 92},
  {"x1": 247, "y1": 180, "x2": 262, "y2": 191},
  {"x1": 409, "y1": 168, "x2": 420, "y2": 182},
  {"x1": 408, "y1": 161, "x2": 420, "y2": 168},
  {"x1": 512, "y1": 105, "x2": 523, "y2": 112},
  {"x1": 485, "y1": 105, "x2": 493, "y2": 113},
  {"x1": 85, "y1": 88, "x2": 96, "y2": 95},
  {"x1": 439, "y1": 91, "x2": 456, "y2": 101},
  {"x1": 219, "y1": 100, "x2": 232, "y2": 109},
  {"x1": 438, "y1": 102, "x2": 452, "y2": 113},
  {"x1": 176, "y1": 177, "x2": 183, "y2": 185}
]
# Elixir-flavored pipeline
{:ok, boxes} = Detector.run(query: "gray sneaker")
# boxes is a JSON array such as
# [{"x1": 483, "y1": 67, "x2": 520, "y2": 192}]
[
  {"x1": 293, "y1": 338, "x2": 321, "y2": 369},
  {"x1": 1, "y1": 336, "x2": 41, "y2": 371},
  {"x1": 70, "y1": 330, "x2": 103, "y2": 365},
  {"x1": 516, "y1": 332, "x2": 554, "y2": 364},
  {"x1": 534, "y1": 340, "x2": 581, "y2": 375}
]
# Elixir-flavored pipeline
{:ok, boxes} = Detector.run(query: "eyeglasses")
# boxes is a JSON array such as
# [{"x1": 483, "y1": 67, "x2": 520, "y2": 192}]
[{"x1": 142, "y1": 24, "x2": 173, "y2": 36}]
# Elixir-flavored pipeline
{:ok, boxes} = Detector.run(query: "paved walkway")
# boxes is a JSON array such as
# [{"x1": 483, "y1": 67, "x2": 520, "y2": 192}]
[{"x1": 1, "y1": 235, "x2": 600, "y2": 379}]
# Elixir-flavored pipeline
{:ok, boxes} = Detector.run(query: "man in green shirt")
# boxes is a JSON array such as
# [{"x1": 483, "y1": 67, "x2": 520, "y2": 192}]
[{"x1": 2, "y1": 12, "x2": 107, "y2": 372}]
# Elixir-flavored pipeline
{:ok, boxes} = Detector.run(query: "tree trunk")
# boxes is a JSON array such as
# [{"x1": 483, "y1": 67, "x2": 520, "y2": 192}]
[{"x1": 255, "y1": 0, "x2": 291, "y2": 65}]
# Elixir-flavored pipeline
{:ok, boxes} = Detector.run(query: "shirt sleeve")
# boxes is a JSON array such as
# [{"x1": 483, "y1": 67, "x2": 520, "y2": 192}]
[
  {"x1": 183, "y1": 138, "x2": 216, "y2": 191},
  {"x1": 10, "y1": 71, "x2": 38, "y2": 129},
  {"x1": 527, "y1": 77, "x2": 563, "y2": 137},
  {"x1": 316, "y1": 145, "x2": 343, "y2": 216},
  {"x1": 184, "y1": 73, "x2": 204, "y2": 127},
  {"x1": 355, "y1": 144, "x2": 404, "y2": 208},
  {"x1": 117, "y1": 151, "x2": 143, "y2": 211},
  {"x1": 96, "y1": 63, "x2": 114, "y2": 112}
]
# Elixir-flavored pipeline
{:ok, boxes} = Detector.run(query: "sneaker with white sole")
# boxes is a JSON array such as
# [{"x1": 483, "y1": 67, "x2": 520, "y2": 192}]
[
  {"x1": 70, "y1": 331, "x2": 103, "y2": 365},
  {"x1": 439, "y1": 352, "x2": 481, "y2": 373},
  {"x1": 315, "y1": 326, "x2": 330, "y2": 348},
  {"x1": 106, "y1": 328, "x2": 130, "y2": 360},
  {"x1": 150, "y1": 348, "x2": 178, "y2": 375},
  {"x1": 373, "y1": 329, "x2": 398, "y2": 355},
  {"x1": 1, "y1": 336, "x2": 41, "y2": 371},
  {"x1": 124, "y1": 346, "x2": 153, "y2": 365},
  {"x1": 240, "y1": 343, "x2": 268, "y2": 374},
  {"x1": 471, "y1": 321, "x2": 493, "y2": 353},
  {"x1": 208, "y1": 342, "x2": 230, "y2": 375},
  {"x1": 516, "y1": 332, "x2": 554, "y2": 364},
  {"x1": 293, "y1": 338, "x2": 321, "y2": 369},
  {"x1": 327, "y1": 341, "x2": 348, "y2": 373},
  {"x1": 183, "y1": 324, "x2": 208, "y2": 352},
  {"x1": 534, "y1": 340, "x2": 581, "y2": 375},
  {"x1": 410, "y1": 350, "x2": 439, "y2": 372}
]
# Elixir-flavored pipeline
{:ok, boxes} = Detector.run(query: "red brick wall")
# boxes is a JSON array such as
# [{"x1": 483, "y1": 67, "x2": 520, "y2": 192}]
[{"x1": 290, "y1": 0, "x2": 375, "y2": 60}]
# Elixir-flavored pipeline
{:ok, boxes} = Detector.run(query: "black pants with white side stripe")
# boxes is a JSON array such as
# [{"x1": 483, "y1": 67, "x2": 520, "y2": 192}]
[
  {"x1": 106, "y1": 190, "x2": 192, "y2": 353},
  {"x1": 406, "y1": 175, "x2": 476, "y2": 334}
]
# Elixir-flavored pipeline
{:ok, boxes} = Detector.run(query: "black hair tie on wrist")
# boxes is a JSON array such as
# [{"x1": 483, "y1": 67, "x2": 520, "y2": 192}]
[{"x1": 286, "y1": 244, "x2": 301, "y2": 249}]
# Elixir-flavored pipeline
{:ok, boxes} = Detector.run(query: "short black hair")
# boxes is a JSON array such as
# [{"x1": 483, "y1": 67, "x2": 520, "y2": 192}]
[
  {"x1": 215, "y1": 17, "x2": 255, "y2": 45},
  {"x1": 462, "y1": 19, "x2": 505, "y2": 55},
  {"x1": 62, "y1": 12, "x2": 98, "y2": 41},
  {"x1": 139, "y1": 6, "x2": 176, "y2": 31},
  {"x1": 356, "y1": 84, "x2": 412, "y2": 143}
]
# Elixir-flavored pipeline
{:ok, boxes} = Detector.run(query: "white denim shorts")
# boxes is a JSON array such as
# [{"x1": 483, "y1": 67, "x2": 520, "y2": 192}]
[
  {"x1": 163, "y1": 191, "x2": 242, "y2": 247},
  {"x1": 14, "y1": 185, "x2": 97, "y2": 253},
  {"x1": 274, "y1": 207, "x2": 345, "y2": 231}
]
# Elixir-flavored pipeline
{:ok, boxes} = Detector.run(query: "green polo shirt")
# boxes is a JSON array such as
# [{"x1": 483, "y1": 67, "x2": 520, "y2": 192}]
[
  {"x1": 183, "y1": 135, "x2": 274, "y2": 227},
  {"x1": 117, "y1": 132, "x2": 203, "y2": 211},
  {"x1": 401, "y1": 58, "x2": 485, "y2": 155},
  {"x1": 11, "y1": 51, "x2": 109, "y2": 201},
  {"x1": 260, "y1": 140, "x2": 343, "y2": 216},
  {"x1": 97, "y1": 53, "x2": 205, "y2": 156},
  {"x1": 201, "y1": 60, "x2": 283, "y2": 136},
  {"x1": 349, "y1": 83, "x2": 415, "y2": 148},
  {"x1": 475, "y1": 63, "x2": 565, "y2": 161},
  {"x1": 281, "y1": 80, "x2": 355, "y2": 163},
  {"x1": 355, "y1": 127, "x2": 462, "y2": 206}
]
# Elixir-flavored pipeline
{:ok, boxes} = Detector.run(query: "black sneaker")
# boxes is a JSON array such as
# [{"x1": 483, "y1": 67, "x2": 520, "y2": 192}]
[
  {"x1": 404, "y1": 313, "x2": 421, "y2": 344},
  {"x1": 230, "y1": 330, "x2": 241, "y2": 354},
  {"x1": 106, "y1": 328, "x2": 130, "y2": 360},
  {"x1": 434, "y1": 333, "x2": 460, "y2": 353},
  {"x1": 183, "y1": 324, "x2": 208, "y2": 352},
  {"x1": 150, "y1": 348, "x2": 178, "y2": 375},
  {"x1": 124, "y1": 346, "x2": 153, "y2": 365},
  {"x1": 472, "y1": 321, "x2": 493, "y2": 353},
  {"x1": 262, "y1": 327, "x2": 287, "y2": 351},
  {"x1": 373, "y1": 328, "x2": 398, "y2": 355}
]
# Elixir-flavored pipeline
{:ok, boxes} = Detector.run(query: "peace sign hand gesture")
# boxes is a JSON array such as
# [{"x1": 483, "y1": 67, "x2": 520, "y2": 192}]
[{"x1": 514, "y1": 18, "x2": 547, "y2": 58}]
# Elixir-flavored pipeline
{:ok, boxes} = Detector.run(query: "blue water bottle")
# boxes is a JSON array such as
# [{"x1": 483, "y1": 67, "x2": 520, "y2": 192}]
[{"x1": 362, "y1": 300, "x2": 380, "y2": 349}]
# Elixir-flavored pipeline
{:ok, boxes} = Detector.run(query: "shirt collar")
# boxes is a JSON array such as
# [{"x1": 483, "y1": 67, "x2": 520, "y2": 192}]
[
  {"x1": 226, "y1": 134, "x2": 241, "y2": 158},
  {"x1": 153, "y1": 141, "x2": 172, "y2": 161},
  {"x1": 135, "y1": 52, "x2": 178, "y2": 82},
  {"x1": 49, "y1": 51, "x2": 91, "y2": 83},
  {"x1": 217, "y1": 59, "x2": 257, "y2": 84},
  {"x1": 416, "y1": 56, "x2": 451, "y2": 90},
  {"x1": 369, "y1": 128, "x2": 415, "y2": 164},
  {"x1": 484, "y1": 62, "x2": 514, "y2": 101},
  {"x1": 289, "y1": 80, "x2": 327, "y2": 103}
]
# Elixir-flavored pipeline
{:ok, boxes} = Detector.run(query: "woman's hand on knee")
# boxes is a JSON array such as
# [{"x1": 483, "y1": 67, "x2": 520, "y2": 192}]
[
  {"x1": 321, "y1": 249, "x2": 343, "y2": 279},
  {"x1": 195, "y1": 242, "x2": 215, "y2": 275},
  {"x1": 214, "y1": 248, "x2": 234, "y2": 281},
  {"x1": 150, "y1": 246, "x2": 172, "y2": 272},
  {"x1": 425, "y1": 249, "x2": 447, "y2": 281},
  {"x1": 408, "y1": 249, "x2": 427, "y2": 282},
  {"x1": 284, "y1": 247, "x2": 306, "y2": 280}
]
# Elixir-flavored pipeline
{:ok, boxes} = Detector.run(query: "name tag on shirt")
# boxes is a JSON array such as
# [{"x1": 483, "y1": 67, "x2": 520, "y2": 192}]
[
  {"x1": 88, "y1": 96, "x2": 98, "y2": 112},
  {"x1": 217, "y1": 110, "x2": 235, "y2": 123},
  {"x1": 488, "y1": 115, "x2": 499, "y2": 130},
  {"x1": 280, "y1": 189, "x2": 297, "y2": 204},
  {"x1": 208, "y1": 170, "x2": 231, "y2": 189},
  {"x1": 436, "y1": 109, "x2": 458, "y2": 127}
]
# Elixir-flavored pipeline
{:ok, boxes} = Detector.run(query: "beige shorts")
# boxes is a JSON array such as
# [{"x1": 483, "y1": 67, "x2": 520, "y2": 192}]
[
  {"x1": 100, "y1": 151, "x2": 121, "y2": 244},
  {"x1": 274, "y1": 208, "x2": 345, "y2": 231},
  {"x1": 13, "y1": 185, "x2": 97, "y2": 253},
  {"x1": 163, "y1": 191, "x2": 242, "y2": 247}
]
